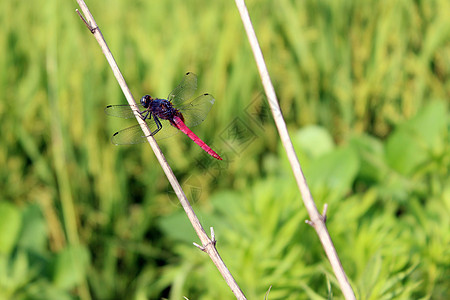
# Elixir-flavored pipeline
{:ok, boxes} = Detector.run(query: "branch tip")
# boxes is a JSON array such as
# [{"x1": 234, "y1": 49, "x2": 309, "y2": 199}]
[
  {"x1": 264, "y1": 285, "x2": 272, "y2": 300},
  {"x1": 76, "y1": 9, "x2": 97, "y2": 33},
  {"x1": 322, "y1": 204, "x2": 328, "y2": 223},
  {"x1": 193, "y1": 242, "x2": 204, "y2": 251},
  {"x1": 210, "y1": 227, "x2": 216, "y2": 242},
  {"x1": 193, "y1": 238, "x2": 216, "y2": 252}
]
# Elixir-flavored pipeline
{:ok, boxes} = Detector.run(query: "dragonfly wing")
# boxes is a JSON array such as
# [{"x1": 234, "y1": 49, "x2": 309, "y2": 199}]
[
  {"x1": 153, "y1": 119, "x2": 181, "y2": 140},
  {"x1": 105, "y1": 103, "x2": 145, "y2": 119},
  {"x1": 167, "y1": 72, "x2": 197, "y2": 106},
  {"x1": 111, "y1": 118, "x2": 181, "y2": 145},
  {"x1": 178, "y1": 93, "x2": 215, "y2": 127},
  {"x1": 111, "y1": 124, "x2": 148, "y2": 145}
]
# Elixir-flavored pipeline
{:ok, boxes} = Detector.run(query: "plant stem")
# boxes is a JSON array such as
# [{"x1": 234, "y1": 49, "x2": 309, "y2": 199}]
[
  {"x1": 233, "y1": 0, "x2": 356, "y2": 299},
  {"x1": 75, "y1": 1, "x2": 246, "y2": 299}
]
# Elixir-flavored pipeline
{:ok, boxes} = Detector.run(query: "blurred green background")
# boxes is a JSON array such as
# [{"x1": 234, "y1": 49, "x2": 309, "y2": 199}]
[{"x1": 0, "y1": 0, "x2": 449, "y2": 299}]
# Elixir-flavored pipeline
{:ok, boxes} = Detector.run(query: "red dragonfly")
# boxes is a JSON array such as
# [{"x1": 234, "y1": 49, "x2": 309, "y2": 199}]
[{"x1": 105, "y1": 72, "x2": 222, "y2": 160}]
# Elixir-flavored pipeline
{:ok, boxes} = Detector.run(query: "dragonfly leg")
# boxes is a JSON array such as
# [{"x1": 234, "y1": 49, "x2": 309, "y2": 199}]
[
  {"x1": 140, "y1": 111, "x2": 150, "y2": 120},
  {"x1": 151, "y1": 116, "x2": 162, "y2": 136}
]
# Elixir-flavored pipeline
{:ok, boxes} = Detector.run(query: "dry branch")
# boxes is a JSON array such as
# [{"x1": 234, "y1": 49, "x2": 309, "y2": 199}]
[
  {"x1": 75, "y1": 1, "x2": 246, "y2": 299},
  {"x1": 233, "y1": 0, "x2": 357, "y2": 299}
]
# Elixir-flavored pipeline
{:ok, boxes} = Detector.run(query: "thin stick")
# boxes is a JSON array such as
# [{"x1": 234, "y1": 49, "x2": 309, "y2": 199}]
[
  {"x1": 75, "y1": 1, "x2": 246, "y2": 299},
  {"x1": 233, "y1": 1, "x2": 356, "y2": 299}
]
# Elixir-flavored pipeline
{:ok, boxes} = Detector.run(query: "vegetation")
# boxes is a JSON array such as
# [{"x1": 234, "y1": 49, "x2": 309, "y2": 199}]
[{"x1": 0, "y1": 0, "x2": 448, "y2": 299}]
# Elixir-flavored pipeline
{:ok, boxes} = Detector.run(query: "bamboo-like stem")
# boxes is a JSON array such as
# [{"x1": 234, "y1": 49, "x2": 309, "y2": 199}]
[
  {"x1": 233, "y1": 1, "x2": 356, "y2": 299},
  {"x1": 75, "y1": 1, "x2": 246, "y2": 299}
]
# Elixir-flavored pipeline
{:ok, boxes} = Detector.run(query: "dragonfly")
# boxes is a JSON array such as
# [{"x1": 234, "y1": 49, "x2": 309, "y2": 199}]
[{"x1": 105, "y1": 72, "x2": 222, "y2": 160}]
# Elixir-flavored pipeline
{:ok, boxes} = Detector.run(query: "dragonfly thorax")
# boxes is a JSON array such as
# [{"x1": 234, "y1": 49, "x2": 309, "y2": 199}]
[{"x1": 145, "y1": 97, "x2": 178, "y2": 121}]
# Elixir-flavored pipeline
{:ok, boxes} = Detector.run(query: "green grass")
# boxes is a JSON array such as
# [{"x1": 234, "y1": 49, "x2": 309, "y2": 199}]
[{"x1": 0, "y1": 0, "x2": 449, "y2": 299}]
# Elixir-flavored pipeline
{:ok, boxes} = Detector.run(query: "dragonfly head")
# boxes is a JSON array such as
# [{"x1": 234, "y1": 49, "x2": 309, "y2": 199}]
[{"x1": 140, "y1": 95, "x2": 152, "y2": 108}]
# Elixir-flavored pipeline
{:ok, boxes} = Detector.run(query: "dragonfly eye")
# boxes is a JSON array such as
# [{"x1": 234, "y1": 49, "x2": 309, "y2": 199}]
[{"x1": 140, "y1": 95, "x2": 151, "y2": 108}]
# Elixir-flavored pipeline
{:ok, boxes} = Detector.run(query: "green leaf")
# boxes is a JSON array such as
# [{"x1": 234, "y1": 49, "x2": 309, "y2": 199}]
[
  {"x1": 52, "y1": 245, "x2": 90, "y2": 289},
  {"x1": 385, "y1": 128, "x2": 427, "y2": 175},
  {"x1": 0, "y1": 202, "x2": 22, "y2": 255},
  {"x1": 359, "y1": 253, "x2": 382, "y2": 298},
  {"x1": 350, "y1": 134, "x2": 387, "y2": 183},
  {"x1": 305, "y1": 144, "x2": 360, "y2": 201},
  {"x1": 17, "y1": 204, "x2": 47, "y2": 253},
  {"x1": 385, "y1": 101, "x2": 448, "y2": 175},
  {"x1": 405, "y1": 101, "x2": 447, "y2": 151},
  {"x1": 158, "y1": 211, "x2": 198, "y2": 243},
  {"x1": 293, "y1": 125, "x2": 335, "y2": 159}
]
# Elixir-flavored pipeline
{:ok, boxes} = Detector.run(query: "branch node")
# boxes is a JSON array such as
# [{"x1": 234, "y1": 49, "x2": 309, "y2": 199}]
[
  {"x1": 193, "y1": 237, "x2": 217, "y2": 253},
  {"x1": 76, "y1": 9, "x2": 97, "y2": 33},
  {"x1": 306, "y1": 204, "x2": 328, "y2": 226}
]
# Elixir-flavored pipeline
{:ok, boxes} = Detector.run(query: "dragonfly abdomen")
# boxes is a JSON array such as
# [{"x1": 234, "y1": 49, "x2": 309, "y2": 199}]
[{"x1": 172, "y1": 116, "x2": 222, "y2": 160}]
